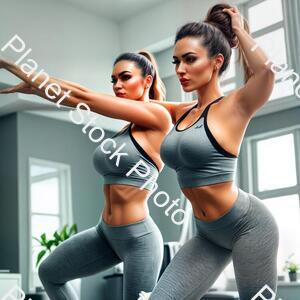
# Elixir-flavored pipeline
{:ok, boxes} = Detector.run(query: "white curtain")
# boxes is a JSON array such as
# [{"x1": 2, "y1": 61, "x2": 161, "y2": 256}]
[{"x1": 282, "y1": 0, "x2": 300, "y2": 74}]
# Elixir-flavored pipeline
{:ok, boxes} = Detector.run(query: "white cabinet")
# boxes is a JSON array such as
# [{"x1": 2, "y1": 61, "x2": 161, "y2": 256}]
[{"x1": 0, "y1": 273, "x2": 22, "y2": 299}]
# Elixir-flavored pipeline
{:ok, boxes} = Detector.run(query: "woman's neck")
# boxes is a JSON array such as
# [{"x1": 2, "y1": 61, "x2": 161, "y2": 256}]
[{"x1": 196, "y1": 80, "x2": 223, "y2": 108}]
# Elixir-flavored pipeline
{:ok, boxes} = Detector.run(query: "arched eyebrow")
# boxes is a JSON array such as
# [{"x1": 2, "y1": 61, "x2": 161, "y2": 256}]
[
  {"x1": 173, "y1": 52, "x2": 197, "y2": 59},
  {"x1": 111, "y1": 71, "x2": 131, "y2": 79}
]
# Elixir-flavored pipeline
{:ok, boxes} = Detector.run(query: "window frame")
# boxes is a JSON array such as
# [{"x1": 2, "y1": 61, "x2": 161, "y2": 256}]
[
  {"x1": 242, "y1": 124, "x2": 300, "y2": 197},
  {"x1": 242, "y1": 0, "x2": 300, "y2": 117},
  {"x1": 240, "y1": 124, "x2": 300, "y2": 277},
  {"x1": 28, "y1": 157, "x2": 73, "y2": 292}
]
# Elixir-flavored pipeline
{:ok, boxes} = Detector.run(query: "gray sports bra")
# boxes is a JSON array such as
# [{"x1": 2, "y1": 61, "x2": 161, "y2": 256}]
[
  {"x1": 160, "y1": 96, "x2": 238, "y2": 189},
  {"x1": 93, "y1": 123, "x2": 159, "y2": 191}
]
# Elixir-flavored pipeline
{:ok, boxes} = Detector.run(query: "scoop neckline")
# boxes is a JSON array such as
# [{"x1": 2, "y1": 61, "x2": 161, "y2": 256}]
[{"x1": 175, "y1": 96, "x2": 224, "y2": 132}]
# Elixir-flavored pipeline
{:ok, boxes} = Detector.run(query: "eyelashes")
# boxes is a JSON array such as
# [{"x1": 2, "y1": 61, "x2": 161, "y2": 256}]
[
  {"x1": 111, "y1": 75, "x2": 131, "y2": 84},
  {"x1": 172, "y1": 57, "x2": 197, "y2": 65}
]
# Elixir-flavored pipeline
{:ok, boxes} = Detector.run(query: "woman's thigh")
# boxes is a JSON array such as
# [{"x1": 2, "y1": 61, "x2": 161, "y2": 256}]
[
  {"x1": 123, "y1": 229, "x2": 164, "y2": 300},
  {"x1": 149, "y1": 234, "x2": 232, "y2": 300},
  {"x1": 38, "y1": 226, "x2": 122, "y2": 283},
  {"x1": 232, "y1": 193, "x2": 279, "y2": 299}
]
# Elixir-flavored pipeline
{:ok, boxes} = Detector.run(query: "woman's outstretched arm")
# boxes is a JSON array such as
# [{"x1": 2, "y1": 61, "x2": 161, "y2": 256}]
[{"x1": 0, "y1": 60, "x2": 171, "y2": 130}]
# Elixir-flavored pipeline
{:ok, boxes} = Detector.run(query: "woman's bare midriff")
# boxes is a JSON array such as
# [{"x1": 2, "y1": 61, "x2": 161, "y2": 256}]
[
  {"x1": 182, "y1": 181, "x2": 239, "y2": 221},
  {"x1": 101, "y1": 184, "x2": 150, "y2": 225}
]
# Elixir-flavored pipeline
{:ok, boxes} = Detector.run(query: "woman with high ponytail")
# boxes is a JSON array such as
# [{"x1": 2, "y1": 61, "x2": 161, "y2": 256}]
[
  {"x1": 0, "y1": 50, "x2": 171, "y2": 299},
  {"x1": 146, "y1": 3, "x2": 278, "y2": 300}
]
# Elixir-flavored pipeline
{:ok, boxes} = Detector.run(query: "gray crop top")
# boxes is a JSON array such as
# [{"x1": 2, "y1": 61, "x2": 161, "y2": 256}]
[
  {"x1": 160, "y1": 96, "x2": 238, "y2": 189},
  {"x1": 93, "y1": 123, "x2": 159, "y2": 191}
]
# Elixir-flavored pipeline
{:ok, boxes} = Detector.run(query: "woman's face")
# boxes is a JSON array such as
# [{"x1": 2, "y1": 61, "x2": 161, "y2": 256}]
[
  {"x1": 111, "y1": 60, "x2": 150, "y2": 100},
  {"x1": 173, "y1": 37, "x2": 222, "y2": 92}
]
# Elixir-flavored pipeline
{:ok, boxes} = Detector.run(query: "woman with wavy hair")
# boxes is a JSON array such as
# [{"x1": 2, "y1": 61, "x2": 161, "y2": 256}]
[
  {"x1": 143, "y1": 3, "x2": 278, "y2": 300},
  {"x1": 0, "y1": 50, "x2": 171, "y2": 300}
]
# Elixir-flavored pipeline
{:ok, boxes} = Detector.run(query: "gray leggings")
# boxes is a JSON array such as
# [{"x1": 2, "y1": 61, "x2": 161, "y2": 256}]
[
  {"x1": 38, "y1": 214, "x2": 164, "y2": 300},
  {"x1": 149, "y1": 188, "x2": 279, "y2": 300}
]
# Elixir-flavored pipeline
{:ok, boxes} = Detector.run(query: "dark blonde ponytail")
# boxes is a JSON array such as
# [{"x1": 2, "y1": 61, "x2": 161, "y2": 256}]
[{"x1": 138, "y1": 50, "x2": 166, "y2": 101}]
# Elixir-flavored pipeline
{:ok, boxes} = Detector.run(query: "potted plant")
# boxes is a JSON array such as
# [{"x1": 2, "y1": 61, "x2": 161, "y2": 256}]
[
  {"x1": 33, "y1": 224, "x2": 81, "y2": 298},
  {"x1": 283, "y1": 253, "x2": 300, "y2": 282}
]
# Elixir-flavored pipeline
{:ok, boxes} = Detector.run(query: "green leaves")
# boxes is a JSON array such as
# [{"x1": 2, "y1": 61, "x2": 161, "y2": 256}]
[
  {"x1": 69, "y1": 224, "x2": 78, "y2": 236},
  {"x1": 33, "y1": 223, "x2": 78, "y2": 267},
  {"x1": 36, "y1": 250, "x2": 46, "y2": 267}
]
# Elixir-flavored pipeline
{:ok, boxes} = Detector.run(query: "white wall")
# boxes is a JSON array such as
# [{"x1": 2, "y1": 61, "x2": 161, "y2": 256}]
[{"x1": 0, "y1": 0, "x2": 121, "y2": 92}]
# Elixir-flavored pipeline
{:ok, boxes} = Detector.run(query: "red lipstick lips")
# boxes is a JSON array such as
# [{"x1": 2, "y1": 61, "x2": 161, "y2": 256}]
[
  {"x1": 179, "y1": 78, "x2": 190, "y2": 86},
  {"x1": 116, "y1": 92, "x2": 126, "y2": 97}
]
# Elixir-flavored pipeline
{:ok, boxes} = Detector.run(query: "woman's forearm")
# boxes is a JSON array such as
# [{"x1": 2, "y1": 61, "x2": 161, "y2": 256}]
[
  {"x1": 53, "y1": 77, "x2": 92, "y2": 93},
  {"x1": 234, "y1": 27, "x2": 273, "y2": 74}
]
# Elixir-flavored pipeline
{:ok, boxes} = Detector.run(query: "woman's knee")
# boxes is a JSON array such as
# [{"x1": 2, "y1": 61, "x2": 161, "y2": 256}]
[{"x1": 38, "y1": 256, "x2": 56, "y2": 283}]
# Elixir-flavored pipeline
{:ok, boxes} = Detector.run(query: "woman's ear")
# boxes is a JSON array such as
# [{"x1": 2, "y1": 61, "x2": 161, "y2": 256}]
[
  {"x1": 214, "y1": 53, "x2": 225, "y2": 70},
  {"x1": 145, "y1": 75, "x2": 153, "y2": 89}
]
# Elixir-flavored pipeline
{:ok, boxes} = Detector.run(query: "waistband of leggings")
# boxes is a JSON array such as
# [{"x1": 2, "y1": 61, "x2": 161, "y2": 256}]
[
  {"x1": 96, "y1": 214, "x2": 157, "y2": 239},
  {"x1": 193, "y1": 188, "x2": 250, "y2": 230}
]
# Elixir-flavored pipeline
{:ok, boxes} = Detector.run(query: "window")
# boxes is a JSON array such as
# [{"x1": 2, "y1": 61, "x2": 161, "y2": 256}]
[
  {"x1": 263, "y1": 194, "x2": 300, "y2": 276},
  {"x1": 222, "y1": 127, "x2": 300, "y2": 281},
  {"x1": 252, "y1": 130, "x2": 300, "y2": 276},
  {"x1": 248, "y1": 0, "x2": 283, "y2": 32},
  {"x1": 245, "y1": 0, "x2": 294, "y2": 101},
  {"x1": 28, "y1": 158, "x2": 72, "y2": 291},
  {"x1": 256, "y1": 134, "x2": 297, "y2": 191},
  {"x1": 241, "y1": 127, "x2": 300, "y2": 279}
]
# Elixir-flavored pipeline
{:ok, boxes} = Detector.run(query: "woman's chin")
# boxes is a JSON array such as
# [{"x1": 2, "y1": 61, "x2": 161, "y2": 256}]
[{"x1": 181, "y1": 85, "x2": 194, "y2": 93}]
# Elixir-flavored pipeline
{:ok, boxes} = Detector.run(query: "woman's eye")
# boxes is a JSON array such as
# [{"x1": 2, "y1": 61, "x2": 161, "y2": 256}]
[
  {"x1": 185, "y1": 57, "x2": 196, "y2": 63},
  {"x1": 122, "y1": 75, "x2": 131, "y2": 81},
  {"x1": 111, "y1": 79, "x2": 117, "y2": 84},
  {"x1": 172, "y1": 60, "x2": 179, "y2": 65}
]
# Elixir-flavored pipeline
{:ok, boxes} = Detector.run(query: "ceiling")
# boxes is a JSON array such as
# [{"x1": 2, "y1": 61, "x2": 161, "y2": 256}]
[{"x1": 62, "y1": 0, "x2": 169, "y2": 22}]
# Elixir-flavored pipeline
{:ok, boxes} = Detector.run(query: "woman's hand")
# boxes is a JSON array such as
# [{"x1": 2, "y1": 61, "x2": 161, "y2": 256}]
[
  {"x1": 0, "y1": 58, "x2": 6, "y2": 69},
  {"x1": 0, "y1": 57, "x2": 11, "y2": 69},
  {"x1": 0, "y1": 81, "x2": 35, "y2": 95},
  {"x1": 222, "y1": 6, "x2": 244, "y2": 33}
]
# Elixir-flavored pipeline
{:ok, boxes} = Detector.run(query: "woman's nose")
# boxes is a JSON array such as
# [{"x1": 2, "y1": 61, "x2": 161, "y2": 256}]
[
  {"x1": 176, "y1": 62, "x2": 186, "y2": 74},
  {"x1": 114, "y1": 80, "x2": 122, "y2": 89}
]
